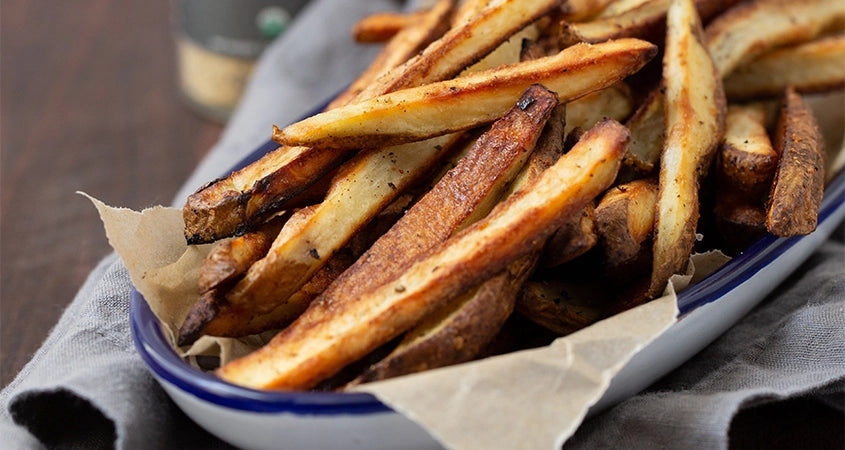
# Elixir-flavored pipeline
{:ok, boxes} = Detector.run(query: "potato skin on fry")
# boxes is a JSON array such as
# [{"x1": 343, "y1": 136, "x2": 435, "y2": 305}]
[
  {"x1": 595, "y1": 178, "x2": 658, "y2": 281},
  {"x1": 216, "y1": 118, "x2": 628, "y2": 390},
  {"x1": 716, "y1": 103, "x2": 778, "y2": 196},
  {"x1": 766, "y1": 87, "x2": 825, "y2": 236}
]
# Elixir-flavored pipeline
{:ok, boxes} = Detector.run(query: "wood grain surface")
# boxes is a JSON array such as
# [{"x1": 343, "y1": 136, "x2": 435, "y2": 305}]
[
  {"x1": 0, "y1": 1, "x2": 841, "y2": 447},
  {"x1": 1, "y1": 0, "x2": 222, "y2": 386}
]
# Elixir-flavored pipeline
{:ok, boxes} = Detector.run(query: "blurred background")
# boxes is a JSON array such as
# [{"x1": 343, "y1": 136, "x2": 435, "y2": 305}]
[{"x1": 1, "y1": 0, "x2": 307, "y2": 387}]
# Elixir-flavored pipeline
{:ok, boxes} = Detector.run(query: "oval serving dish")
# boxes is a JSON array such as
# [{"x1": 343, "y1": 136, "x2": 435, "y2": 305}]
[{"x1": 132, "y1": 135, "x2": 845, "y2": 449}]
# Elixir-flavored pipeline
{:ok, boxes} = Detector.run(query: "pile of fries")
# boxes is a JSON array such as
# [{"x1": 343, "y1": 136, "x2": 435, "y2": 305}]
[{"x1": 178, "y1": 0, "x2": 844, "y2": 391}]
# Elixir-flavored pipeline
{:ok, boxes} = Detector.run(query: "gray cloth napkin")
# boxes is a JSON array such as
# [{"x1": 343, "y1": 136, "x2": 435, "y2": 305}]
[{"x1": 2, "y1": 0, "x2": 843, "y2": 448}]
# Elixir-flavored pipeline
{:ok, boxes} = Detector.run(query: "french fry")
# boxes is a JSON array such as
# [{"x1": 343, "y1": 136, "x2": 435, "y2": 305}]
[
  {"x1": 178, "y1": 248, "x2": 355, "y2": 345},
  {"x1": 514, "y1": 277, "x2": 607, "y2": 335},
  {"x1": 723, "y1": 35, "x2": 845, "y2": 101},
  {"x1": 352, "y1": 11, "x2": 427, "y2": 43},
  {"x1": 716, "y1": 103, "x2": 778, "y2": 196},
  {"x1": 766, "y1": 87, "x2": 826, "y2": 236},
  {"x1": 184, "y1": 0, "x2": 564, "y2": 245},
  {"x1": 704, "y1": 0, "x2": 845, "y2": 78},
  {"x1": 225, "y1": 133, "x2": 464, "y2": 314},
  {"x1": 621, "y1": 87, "x2": 665, "y2": 176},
  {"x1": 352, "y1": 252, "x2": 539, "y2": 384},
  {"x1": 540, "y1": 203, "x2": 598, "y2": 267},
  {"x1": 649, "y1": 0, "x2": 726, "y2": 298},
  {"x1": 596, "y1": 0, "x2": 652, "y2": 19},
  {"x1": 353, "y1": 102, "x2": 568, "y2": 383},
  {"x1": 557, "y1": 0, "x2": 740, "y2": 47},
  {"x1": 217, "y1": 118, "x2": 629, "y2": 390},
  {"x1": 564, "y1": 81, "x2": 635, "y2": 136},
  {"x1": 273, "y1": 39, "x2": 657, "y2": 150},
  {"x1": 329, "y1": 0, "x2": 457, "y2": 109},
  {"x1": 594, "y1": 178, "x2": 658, "y2": 281},
  {"x1": 196, "y1": 215, "x2": 286, "y2": 293}
]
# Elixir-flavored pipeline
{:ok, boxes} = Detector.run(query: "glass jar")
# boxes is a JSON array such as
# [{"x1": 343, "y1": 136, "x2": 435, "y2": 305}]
[{"x1": 174, "y1": 0, "x2": 310, "y2": 122}]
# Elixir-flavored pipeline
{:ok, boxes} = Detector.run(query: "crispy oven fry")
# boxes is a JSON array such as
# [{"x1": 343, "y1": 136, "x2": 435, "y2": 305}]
[
  {"x1": 716, "y1": 103, "x2": 778, "y2": 196},
  {"x1": 352, "y1": 11, "x2": 427, "y2": 43},
  {"x1": 352, "y1": 101, "x2": 568, "y2": 383},
  {"x1": 170, "y1": 0, "x2": 841, "y2": 392},
  {"x1": 704, "y1": 0, "x2": 845, "y2": 78},
  {"x1": 195, "y1": 216, "x2": 286, "y2": 294},
  {"x1": 352, "y1": 252, "x2": 539, "y2": 384},
  {"x1": 557, "y1": 0, "x2": 740, "y2": 47},
  {"x1": 225, "y1": 133, "x2": 464, "y2": 315},
  {"x1": 766, "y1": 87, "x2": 826, "y2": 236},
  {"x1": 328, "y1": 0, "x2": 457, "y2": 109},
  {"x1": 178, "y1": 248, "x2": 355, "y2": 345},
  {"x1": 594, "y1": 178, "x2": 658, "y2": 282},
  {"x1": 183, "y1": 0, "x2": 562, "y2": 245},
  {"x1": 723, "y1": 35, "x2": 845, "y2": 101},
  {"x1": 273, "y1": 39, "x2": 657, "y2": 150},
  {"x1": 216, "y1": 118, "x2": 629, "y2": 390},
  {"x1": 648, "y1": 0, "x2": 726, "y2": 298}
]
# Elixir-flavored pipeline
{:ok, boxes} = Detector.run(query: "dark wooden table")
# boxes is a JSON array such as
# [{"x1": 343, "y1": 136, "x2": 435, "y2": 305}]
[
  {"x1": 1, "y1": 0, "x2": 223, "y2": 386},
  {"x1": 1, "y1": 1, "x2": 842, "y2": 448}
]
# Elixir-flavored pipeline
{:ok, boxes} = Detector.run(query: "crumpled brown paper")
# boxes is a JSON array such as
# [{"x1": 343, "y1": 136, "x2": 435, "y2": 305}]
[{"x1": 87, "y1": 90, "x2": 842, "y2": 450}]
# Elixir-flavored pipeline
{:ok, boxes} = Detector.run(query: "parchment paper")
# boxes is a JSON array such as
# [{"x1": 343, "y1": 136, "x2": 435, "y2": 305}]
[{"x1": 87, "y1": 90, "x2": 843, "y2": 450}]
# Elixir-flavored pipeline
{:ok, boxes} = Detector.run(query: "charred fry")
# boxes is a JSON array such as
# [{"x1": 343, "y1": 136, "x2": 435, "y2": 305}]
[
  {"x1": 704, "y1": 0, "x2": 845, "y2": 78},
  {"x1": 766, "y1": 87, "x2": 826, "y2": 236},
  {"x1": 353, "y1": 101, "x2": 568, "y2": 383},
  {"x1": 216, "y1": 119, "x2": 629, "y2": 390},
  {"x1": 595, "y1": 178, "x2": 658, "y2": 282}
]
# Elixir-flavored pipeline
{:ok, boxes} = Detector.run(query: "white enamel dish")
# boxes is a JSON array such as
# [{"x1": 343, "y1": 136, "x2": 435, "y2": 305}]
[{"x1": 131, "y1": 136, "x2": 845, "y2": 449}]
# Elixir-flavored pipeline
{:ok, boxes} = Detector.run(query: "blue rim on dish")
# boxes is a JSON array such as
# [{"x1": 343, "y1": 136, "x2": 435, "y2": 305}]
[{"x1": 130, "y1": 136, "x2": 845, "y2": 416}]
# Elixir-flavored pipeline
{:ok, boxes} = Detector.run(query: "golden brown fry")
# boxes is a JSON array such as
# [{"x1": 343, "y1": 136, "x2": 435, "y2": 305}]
[
  {"x1": 649, "y1": 0, "x2": 726, "y2": 298},
  {"x1": 363, "y1": 0, "x2": 563, "y2": 96},
  {"x1": 560, "y1": 0, "x2": 619, "y2": 22},
  {"x1": 621, "y1": 87, "x2": 665, "y2": 175},
  {"x1": 716, "y1": 103, "x2": 778, "y2": 196},
  {"x1": 352, "y1": 11, "x2": 426, "y2": 43},
  {"x1": 225, "y1": 133, "x2": 464, "y2": 314},
  {"x1": 197, "y1": 215, "x2": 286, "y2": 293},
  {"x1": 184, "y1": 0, "x2": 560, "y2": 244},
  {"x1": 178, "y1": 248, "x2": 356, "y2": 345},
  {"x1": 557, "y1": 0, "x2": 740, "y2": 47},
  {"x1": 515, "y1": 278, "x2": 607, "y2": 336},
  {"x1": 540, "y1": 203, "x2": 598, "y2": 267},
  {"x1": 723, "y1": 35, "x2": 845, "y2": 101},
  {"x1": 329, "y1": 0, "x2": 457, "y2": 109},
  {"x1": 704, "y1": 0, "x2": 845, "y2": 78},
  {"x1": 766, "y1": 87, "x2": 826, "y2": 236},
  {"x1": 564, "y1": 81, "x2": 635, "y2": 136},
  {"x1": 353, "y1": 252, "x2": 539, "y2": 384},
  {"x1": 596, "y1": 0, "x2": 652, "y2": 19},
  {"x1": 216, "y1": 119, "x2": 629, "y2": 390},
  {"x1": 273, "y1": 39, "x2": 657, "y2": 150},
  {"x1": 594, "y1": 178, "x2": 658, "y2": 281},
  {"x1": 353, "y1": 101, "x2": 568, "y2": 384}
]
